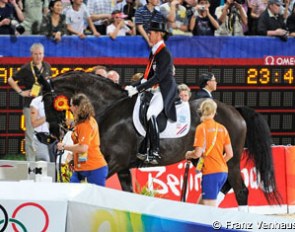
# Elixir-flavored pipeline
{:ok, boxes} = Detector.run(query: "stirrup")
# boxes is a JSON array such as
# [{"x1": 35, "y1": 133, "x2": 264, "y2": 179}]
[
  {"x1": 143, "y1": 155, "x2": 159, "y2": 165},
  {"x1": 144, "y1": 155, "x2": 150, "y2": 164},
  {"x1": 137, "y1": 152, "x2": 148, "y2": 161},
  {"x1": 148, "y1": 150, "x2": 161, "y2": 165}
]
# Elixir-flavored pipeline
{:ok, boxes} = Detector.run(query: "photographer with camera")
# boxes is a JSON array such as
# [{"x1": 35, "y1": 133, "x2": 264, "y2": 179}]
[
  {"x1": 215, "y1": 0, "x2": 248, "y2": 36},
  {"x1": 257, "y1": 0, "x2": 288, "y2": 40},
  {"x1": 190, "y1": 0, "x2": 219, "y2": 35},
  {"x1": 0, "y1": 0, "x2": 24, "y2": 35}
]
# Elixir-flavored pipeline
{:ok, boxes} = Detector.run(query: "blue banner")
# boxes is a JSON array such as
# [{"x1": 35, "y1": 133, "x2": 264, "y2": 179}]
[{"x1": 0, "y1": 35, "x2": 294, "y2": 58}]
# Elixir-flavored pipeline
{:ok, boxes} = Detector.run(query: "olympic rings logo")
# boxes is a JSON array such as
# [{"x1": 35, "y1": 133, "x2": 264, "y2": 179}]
[{"x1": 0, "y1": 202, "x2": 49, "y2": 232}]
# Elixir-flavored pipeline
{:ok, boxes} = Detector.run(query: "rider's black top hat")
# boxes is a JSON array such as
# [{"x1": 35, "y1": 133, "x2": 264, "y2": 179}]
[{"x1": 148, "y1": 22, "x2": 169, "y2": 34}]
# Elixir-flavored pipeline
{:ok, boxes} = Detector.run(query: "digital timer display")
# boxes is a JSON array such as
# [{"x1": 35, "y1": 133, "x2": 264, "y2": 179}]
[
  {"x1": 1, "y1": 65, "x2": 295, "y2": 86},
  {"x1": 247, "y1": 68, "x2": 294, "y2": 85},
  {"x1": 0, "y1": 66, "x2": 95, "y2": 85}
]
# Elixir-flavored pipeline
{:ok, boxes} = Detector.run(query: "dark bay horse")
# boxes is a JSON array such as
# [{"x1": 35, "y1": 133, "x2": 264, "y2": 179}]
[{"x1": 41, "y1": 71, "x2": 280, "y2": 205}]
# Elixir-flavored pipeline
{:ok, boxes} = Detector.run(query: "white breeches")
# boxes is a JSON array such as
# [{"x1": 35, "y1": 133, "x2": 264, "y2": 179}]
[{"x1": 146, "y1": 90, "x2": 164, "y2": 121}]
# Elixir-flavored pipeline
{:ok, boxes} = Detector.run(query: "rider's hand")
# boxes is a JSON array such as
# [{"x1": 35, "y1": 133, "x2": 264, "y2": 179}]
[{"x1": 125, "y1": 85, "x2": 138, "y2": 97}]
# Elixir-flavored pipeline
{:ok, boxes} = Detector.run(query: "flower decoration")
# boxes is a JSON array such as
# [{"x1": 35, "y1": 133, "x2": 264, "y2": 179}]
[{"x1": 53, "y1": 95, "x2": 69, "y2": 111}]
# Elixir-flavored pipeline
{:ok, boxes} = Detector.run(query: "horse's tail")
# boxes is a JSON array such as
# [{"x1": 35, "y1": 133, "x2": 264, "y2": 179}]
[{"x1": 235, "y1": 106, "x2": 281, "y2": 204}]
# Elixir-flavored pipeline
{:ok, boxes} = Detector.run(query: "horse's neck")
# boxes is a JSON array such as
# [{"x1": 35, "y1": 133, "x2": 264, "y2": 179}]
[{"x1": 56, "y1": 77, "x2": 124, "y2": 104}]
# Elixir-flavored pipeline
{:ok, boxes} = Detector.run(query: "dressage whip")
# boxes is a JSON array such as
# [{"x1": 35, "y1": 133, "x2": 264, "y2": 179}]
[{"x1": 180, "y1": 159, "x2": 191, "y2": 202}]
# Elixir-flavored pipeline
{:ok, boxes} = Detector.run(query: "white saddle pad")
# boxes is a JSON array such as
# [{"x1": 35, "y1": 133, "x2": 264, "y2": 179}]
[{"x1": 133, "y1": 95, "x2": 191, "y2": 138}]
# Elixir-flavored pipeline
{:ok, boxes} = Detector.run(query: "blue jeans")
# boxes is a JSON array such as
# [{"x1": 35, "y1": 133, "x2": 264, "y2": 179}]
[{"x1": 70, "y1": 166, "x2": 108, "y2": 186}]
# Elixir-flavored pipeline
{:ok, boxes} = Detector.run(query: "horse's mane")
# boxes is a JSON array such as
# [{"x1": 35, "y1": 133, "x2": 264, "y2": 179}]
[
  {"x1": 50, "y1": 70, "x2": 129, "y2": 123},
  {"x1": 53, "y1": 70, "x2": 125, "y2": 94}
]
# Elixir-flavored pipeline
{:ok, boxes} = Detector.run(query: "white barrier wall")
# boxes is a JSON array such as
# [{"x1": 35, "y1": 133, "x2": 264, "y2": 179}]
[
  {"x1": 0, "y1": 182, "x2": 70, "y2": 232},
  {"x1": 0, "y1": 182, "x2": 294, "y2": 232},
  {"x1": 0, "y1": 160, "x2": 56, "y2": 182}
]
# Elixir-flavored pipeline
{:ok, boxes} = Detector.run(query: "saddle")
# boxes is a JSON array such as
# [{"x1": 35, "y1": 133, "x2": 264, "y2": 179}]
[{"x1": 133, "y1": 92, "x2": 191, "y2": 138}]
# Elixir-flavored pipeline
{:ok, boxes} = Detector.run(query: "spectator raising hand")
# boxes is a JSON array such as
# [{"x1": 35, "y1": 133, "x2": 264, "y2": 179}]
[
  {"x1": 107, "y1": 10, "x2": 135, "y2": 39},
  {"x1": 215, "y1": 0, "x2": 248, "y2": 36},
  {"x1": 190, "y1": 0, "x2": 219, "y2": 36}
]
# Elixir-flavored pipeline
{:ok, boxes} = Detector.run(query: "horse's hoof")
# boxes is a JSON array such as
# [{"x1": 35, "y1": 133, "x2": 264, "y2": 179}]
[{"x1": 137, "y1": 153, "x2": 147, "y2": 160}]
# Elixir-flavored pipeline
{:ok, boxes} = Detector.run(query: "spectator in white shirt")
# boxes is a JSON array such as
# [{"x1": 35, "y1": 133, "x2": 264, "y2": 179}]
[{"x1": 65, "y1": 0, "x2": 99, "y2": 38}]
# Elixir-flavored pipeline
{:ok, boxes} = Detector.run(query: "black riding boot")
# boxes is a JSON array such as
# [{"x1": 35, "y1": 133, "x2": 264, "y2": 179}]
[
  {"x1": 137, "y1": 136, "x2": 149, "y2": 160},
  {"x1": 148, "y1": 116, "x2": 161, "y2": 165}
]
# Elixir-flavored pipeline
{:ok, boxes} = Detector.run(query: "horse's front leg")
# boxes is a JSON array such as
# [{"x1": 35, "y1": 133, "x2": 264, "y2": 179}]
[{"x1": 117, "y1": 169, "x2": 133, "y2": 192}]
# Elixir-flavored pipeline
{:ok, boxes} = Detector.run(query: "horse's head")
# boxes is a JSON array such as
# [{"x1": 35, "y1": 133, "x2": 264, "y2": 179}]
[
  {"x1": 44, "y1": 91, "x2": 69, "y2": 140},
  {"x1": 40, "y1": 70, "x2": 128, "y2": 139},
  {"x1": 38, "y1": 75, "x2": 69, "y2": 140}
]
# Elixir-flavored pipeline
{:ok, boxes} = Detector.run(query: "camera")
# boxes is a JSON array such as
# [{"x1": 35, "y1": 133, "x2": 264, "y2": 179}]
[
  {"x1": 234, "y1": 0, "x2": 245, "y2": 4},
  {"x1": 11, "y1": 19, "x2": 25, "y2": 35},
  {"x1": 199, "y1": 6, "x2": 206, "y2": 11}
]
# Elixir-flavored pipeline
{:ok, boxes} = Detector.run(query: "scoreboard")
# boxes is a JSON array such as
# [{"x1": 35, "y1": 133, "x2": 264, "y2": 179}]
[{"x1": 0, "y1": 62, "x2": 294, "y2": 156}]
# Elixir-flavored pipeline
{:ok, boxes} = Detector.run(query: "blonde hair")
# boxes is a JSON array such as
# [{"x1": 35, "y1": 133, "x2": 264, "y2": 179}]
[
  {"x1": 178, "y1": 83, "x2": 191, "y2": 97},
  {"x1": 199, "y1": 98, "x2": 217, "y2": 121}
]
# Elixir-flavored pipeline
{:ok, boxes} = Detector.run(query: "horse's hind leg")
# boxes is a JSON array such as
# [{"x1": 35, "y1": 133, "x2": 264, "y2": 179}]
[
  {"x1": 117, "y1": 169, "x2": 133, "y2": 192},
  {"x1": 227, "y1": 165, "x2": 249, "y2": 212},
  {"x1": 217, "y1": 179, "x2": 231, "y2": 205}
]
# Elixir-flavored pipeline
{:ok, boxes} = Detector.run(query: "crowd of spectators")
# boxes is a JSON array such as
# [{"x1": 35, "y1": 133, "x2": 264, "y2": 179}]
[{"x1": 0, "y1": 0, "x2": 294, "y2": 41}]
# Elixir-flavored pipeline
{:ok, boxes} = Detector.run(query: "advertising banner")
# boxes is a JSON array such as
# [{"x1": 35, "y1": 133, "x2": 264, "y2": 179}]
[{"x1": 133, "y1": 147, "x2": 288, "y2": 213}]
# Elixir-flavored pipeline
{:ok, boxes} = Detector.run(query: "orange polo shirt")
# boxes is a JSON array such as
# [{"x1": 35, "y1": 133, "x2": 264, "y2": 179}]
[
  {"x1": 71, "y1": 117, "x2": 107, "y2": 171},
  {"x1": 193, "y1": 119, "x2": 231, "y2": 175}
]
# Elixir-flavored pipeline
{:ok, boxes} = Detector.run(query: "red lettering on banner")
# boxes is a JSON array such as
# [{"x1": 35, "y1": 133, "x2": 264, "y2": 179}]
[{"x1": 136, "y1": 165, "x2": 202, "y2": 199}]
